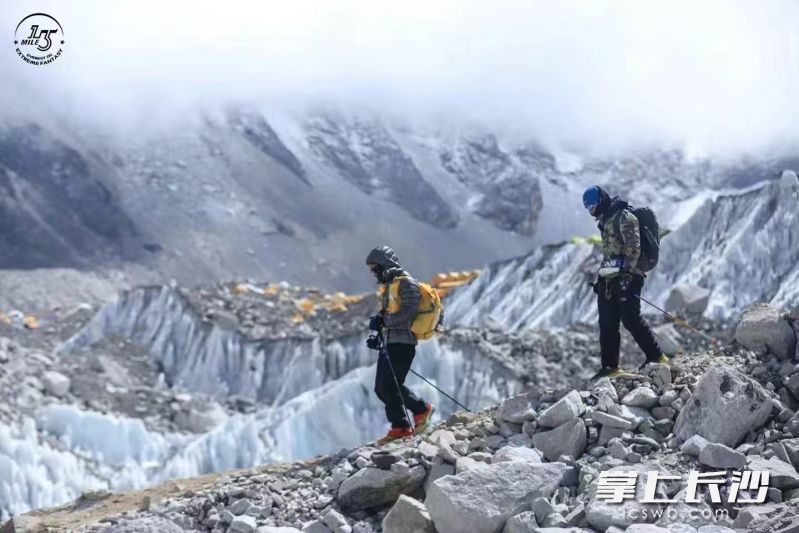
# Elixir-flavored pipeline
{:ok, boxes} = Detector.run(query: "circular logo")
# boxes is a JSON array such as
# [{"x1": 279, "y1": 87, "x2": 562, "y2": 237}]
[{"x1": 14, "y1": 13, "x2": 65, "y2": 65}]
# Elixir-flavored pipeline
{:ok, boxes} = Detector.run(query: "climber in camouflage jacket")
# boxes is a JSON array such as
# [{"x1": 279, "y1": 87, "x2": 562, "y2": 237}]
[{"x1": 582, "y1": 186, "x2": 667, "y2": 378}]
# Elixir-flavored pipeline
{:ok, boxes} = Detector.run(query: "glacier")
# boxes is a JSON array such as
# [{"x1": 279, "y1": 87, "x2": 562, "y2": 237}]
[
  {"x1": 1, "y1": 294, "x2": 523, "y2": 518},
  {"x1": 447, "y1": 176, "x2": 799, "y2": 330}
]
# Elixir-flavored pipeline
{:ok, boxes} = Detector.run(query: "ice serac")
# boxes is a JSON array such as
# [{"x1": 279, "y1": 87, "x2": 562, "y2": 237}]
[
  {"x1": 62, "y1": 286, "x2": 522, "y2": 412},
  {"x1": 446, "y1": 242, "x2": 597, "y2": 330},
  {"x1": 447, "y1": 178, "x2": 799, "y2": 330}
]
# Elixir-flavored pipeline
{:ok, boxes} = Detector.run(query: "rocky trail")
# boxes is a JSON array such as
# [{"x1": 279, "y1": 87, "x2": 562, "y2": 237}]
[{"x1": 3, "y1": 297, "x2": 798, "y2": 533}]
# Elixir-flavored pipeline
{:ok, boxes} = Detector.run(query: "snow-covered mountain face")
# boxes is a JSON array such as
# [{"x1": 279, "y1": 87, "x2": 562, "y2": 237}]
[
  {"x1": 3, "y1": 104, "x2": 796, "y2": 297},
  {"x1": 447, "y1": 172, "x2": 799, "y2": 331}
]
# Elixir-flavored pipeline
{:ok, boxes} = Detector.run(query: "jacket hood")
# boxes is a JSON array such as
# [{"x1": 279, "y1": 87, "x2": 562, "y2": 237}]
[
  {"x1": 365, "y1": 246, "x2": 402, "y2": 270},
  {"x1": 605, "y1": 197, "x2": 629, "y2": 218}
]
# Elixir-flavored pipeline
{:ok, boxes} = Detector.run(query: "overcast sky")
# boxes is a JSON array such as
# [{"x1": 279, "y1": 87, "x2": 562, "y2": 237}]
[{"x1": 3, "y1": 0, "x2": 798, "y2": 157}]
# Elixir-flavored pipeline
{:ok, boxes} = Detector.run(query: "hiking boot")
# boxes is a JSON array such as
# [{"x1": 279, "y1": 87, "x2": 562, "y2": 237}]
[
  {"x1": 376, "y1": 427, "x2": 413, "y2": 445},
  {"x1": 591, "y1": 366, "x2": 627, "y2": 380},
  {"x1": 414, "y1": 403, "x2": 435, "y2": 433},
  {"x1": 638, "y1": 353, "x2": 670, "y2": 370}
]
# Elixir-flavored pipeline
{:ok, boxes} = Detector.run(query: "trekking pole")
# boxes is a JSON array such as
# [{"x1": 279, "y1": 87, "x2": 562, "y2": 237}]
[
  {"x1": 634, "y1": 293, "x2": 720, "y2": 346},
  {"x1": 377, "y1": 332, "x2": 415, "y2": 436},
  {"x1": 408, "y1": 368, "x2": 472, "y2": 413}
]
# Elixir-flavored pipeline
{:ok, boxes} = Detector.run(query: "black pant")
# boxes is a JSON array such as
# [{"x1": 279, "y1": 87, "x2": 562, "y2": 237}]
[
  {"x1": 598, "y1": 275, "x2": 661, "y2": 368},
  {"x1": 375, "y1": 343, "x2": 427, "y2": 428}
]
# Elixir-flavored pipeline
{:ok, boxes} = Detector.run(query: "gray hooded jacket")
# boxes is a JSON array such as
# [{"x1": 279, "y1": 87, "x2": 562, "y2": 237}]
[{"x1": 366, "y1": 246, "x2": 420, "y2": 346}]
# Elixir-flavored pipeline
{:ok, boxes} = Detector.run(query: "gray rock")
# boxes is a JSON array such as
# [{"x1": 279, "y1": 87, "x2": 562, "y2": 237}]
[
  {"x1": 381, "y1": 495, "x2": 435, "y2": 533},
  {"x1": 302, "y1": 521, "x2": 333, "y2": 533},
  {"x1": 746, "y1": 456, "x2": 799, "y2": 489},
  {"x1": 622, "y1": 387, "x2": 659, "y2": 408},
  {"x1": 542, "y1": 513, "x2": 568, "y2": 527},
  {"x1": 607, "y1": 404, "x2": 649, "y2": 430},
  {"x1": 455, "y1": 456, "x2": 489, "y2": 474},
  {"x1": 492, "y1": 446, "x2": 542, "y2": 464},
  {"x1": 599, "y1": 425, "x2": 626, "y2": 446},
  {"x1": 665, "y1": 284, "x2": 711, "y2": 315},
  {"x1": 337, "y1": 466, "x2": 425, "y2": 512},
  {"x1": 659, "y1": 390, "x2": 678, "y2": 406},
  {"x1": 652, "y1": 324, "x2": 684, "y2": 357},
  {"x1": 502, "y1": 511, "x2": 538, "y2": 533},
  {"x1": 673, "y1": 364, "x2": 772, "y2": 447},
  {"x1": 651, "y1": 407, "x2": 676, "y2": 420},
  {"x1": 424, "y1": 461, "x2": 455, "y2": 492},
  {"x1": 257, "y1": 527, "x2": 304, "y2": 533},
  {"x1": 680, "y1": 435, "x2": 709, "y2": 457},
  {"x1": 586, "y1": 463, "x2": 668, "y2": 531},
  {"x1": 499, "y1": 391, "x2": 539, "y2": 424},
  {"x1": 532, "y1": 497, "x2": 557, "y2": 523},
  {"x1": 532, "y1": 418, "x2": 587, "y2": 461},
  {"x1": 735, "y1": 303, "x2": 797, "y2": 360},
  {"x1": 229, "y1": 515, "x2": 258, "y2": 533},
  {"x1": 592, "y1": 378, "x2": 619, "y2": 409},
  {"x1": 592, "y1": 411, "x2": 634, "y2": 430},
  {"x1": 731, "y1": 504, "x2": 780, "y2": 528},
  {"x1": 538, "y1": 390, "x2": 585, "y2": 428},
  {"x1": 230, "y1": 498, "x2": 254, "y2": 516},
  {"x1": 425, "y1": 461, "x2": 567, "y2": 533},
  {"x1": 42, "y1": 371, "x2": 71, "y2": 397},
  {"x1": 698, "y1": 443, "x2": 746, "y2": 470},
  {"x1": 429, "y1": 429, "x2": 457, "y2": 449},
  {"x1": 323, "y1": 509, "x2": 351, "y2": 533}
]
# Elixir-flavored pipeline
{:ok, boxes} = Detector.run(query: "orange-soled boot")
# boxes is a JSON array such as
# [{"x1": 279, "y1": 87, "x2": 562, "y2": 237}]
[
  {"x1": 414, "y1": 403, "x2": 435, "y2": 433},
  {"x1": 376, "y1": 427, "x2": 414, "y2": 445}
]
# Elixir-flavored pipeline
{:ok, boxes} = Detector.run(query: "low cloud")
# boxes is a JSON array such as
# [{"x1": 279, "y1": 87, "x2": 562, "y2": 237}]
[{"x1": 2, "y1": 0, "x2": 798, "y2": 158}]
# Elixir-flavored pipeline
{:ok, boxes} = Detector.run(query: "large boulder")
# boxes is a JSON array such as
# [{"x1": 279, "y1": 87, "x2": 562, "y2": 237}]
[
  {"x1": 673, "y1": 364, "x2": 772, "y2": 447},
  {"x1": 337, "y1": 466, "x2": 425, "y2": 512},
  {"x1": 735, "y1": 303, "x2": 797, "y2": 360},
  {"x1": 532, "y1": 418, "x2": 587, "y2": 461},
  {"x1": 425, "y1": 461, "x2": 567, "y2": 533},
  {"x1": 382, "y1": 495, "x2": 435, "y2": 533},
  {"x1": 537, "y1": 390, "x2": 585, "y2": 428},
  {"x1": 665, "y1": 284, "x2": 711, "y2": 315}
]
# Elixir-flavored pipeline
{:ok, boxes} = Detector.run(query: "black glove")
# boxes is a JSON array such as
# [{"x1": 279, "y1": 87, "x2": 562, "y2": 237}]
[
  {"x1": 366, "y1": 335, "x2": 380, "y2": 351},
  {"x1": 369, "y1": 314, "x2": 384, "y2": 332},
  {"x1": 590, "y1": 281, "x2": 599, "y2": 295}
]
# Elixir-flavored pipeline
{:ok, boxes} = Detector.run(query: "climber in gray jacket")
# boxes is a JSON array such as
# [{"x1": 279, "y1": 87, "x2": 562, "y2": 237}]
[{"x1": 365, "y1": 245, "x2": 434, "y2": 444}]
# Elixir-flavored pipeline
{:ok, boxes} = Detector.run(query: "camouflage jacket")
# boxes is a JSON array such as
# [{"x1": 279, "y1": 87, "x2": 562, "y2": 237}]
[{"x1": 599, "y1": 200, "x2": 642, "y2": 276}]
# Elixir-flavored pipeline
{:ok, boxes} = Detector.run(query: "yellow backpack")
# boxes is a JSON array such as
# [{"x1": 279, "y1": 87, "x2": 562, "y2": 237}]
[{"x1": 380, "y1": 276, "x2": 444, "y2": 340}]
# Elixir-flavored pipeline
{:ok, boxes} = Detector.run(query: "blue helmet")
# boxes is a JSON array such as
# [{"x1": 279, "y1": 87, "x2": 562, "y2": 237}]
[
  {"x1": 582, "y1": 186, "x2": 601, "y2": 215},
  {"x1": 582, "y1": 185, "x2": 610, "y2": 216}
]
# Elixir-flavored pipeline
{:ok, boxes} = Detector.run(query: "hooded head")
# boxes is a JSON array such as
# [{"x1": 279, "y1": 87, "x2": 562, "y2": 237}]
[
  {"x1": 366, "y1": 245, "x2": 402, "y2": 282},
  {"x1": 582, "y1": 185, "x2": 612, "y2": 218}
]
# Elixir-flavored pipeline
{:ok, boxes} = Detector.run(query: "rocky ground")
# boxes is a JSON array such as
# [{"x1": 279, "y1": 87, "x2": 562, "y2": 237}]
[{"x1": 4, "y1": 298, "x2": 798, "y2": 533}]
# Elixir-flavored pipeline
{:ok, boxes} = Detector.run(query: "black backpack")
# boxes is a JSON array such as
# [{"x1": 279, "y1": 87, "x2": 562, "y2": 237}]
[{"x1": 621, "y1": 207, "x2": 660, "y2": 272}]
